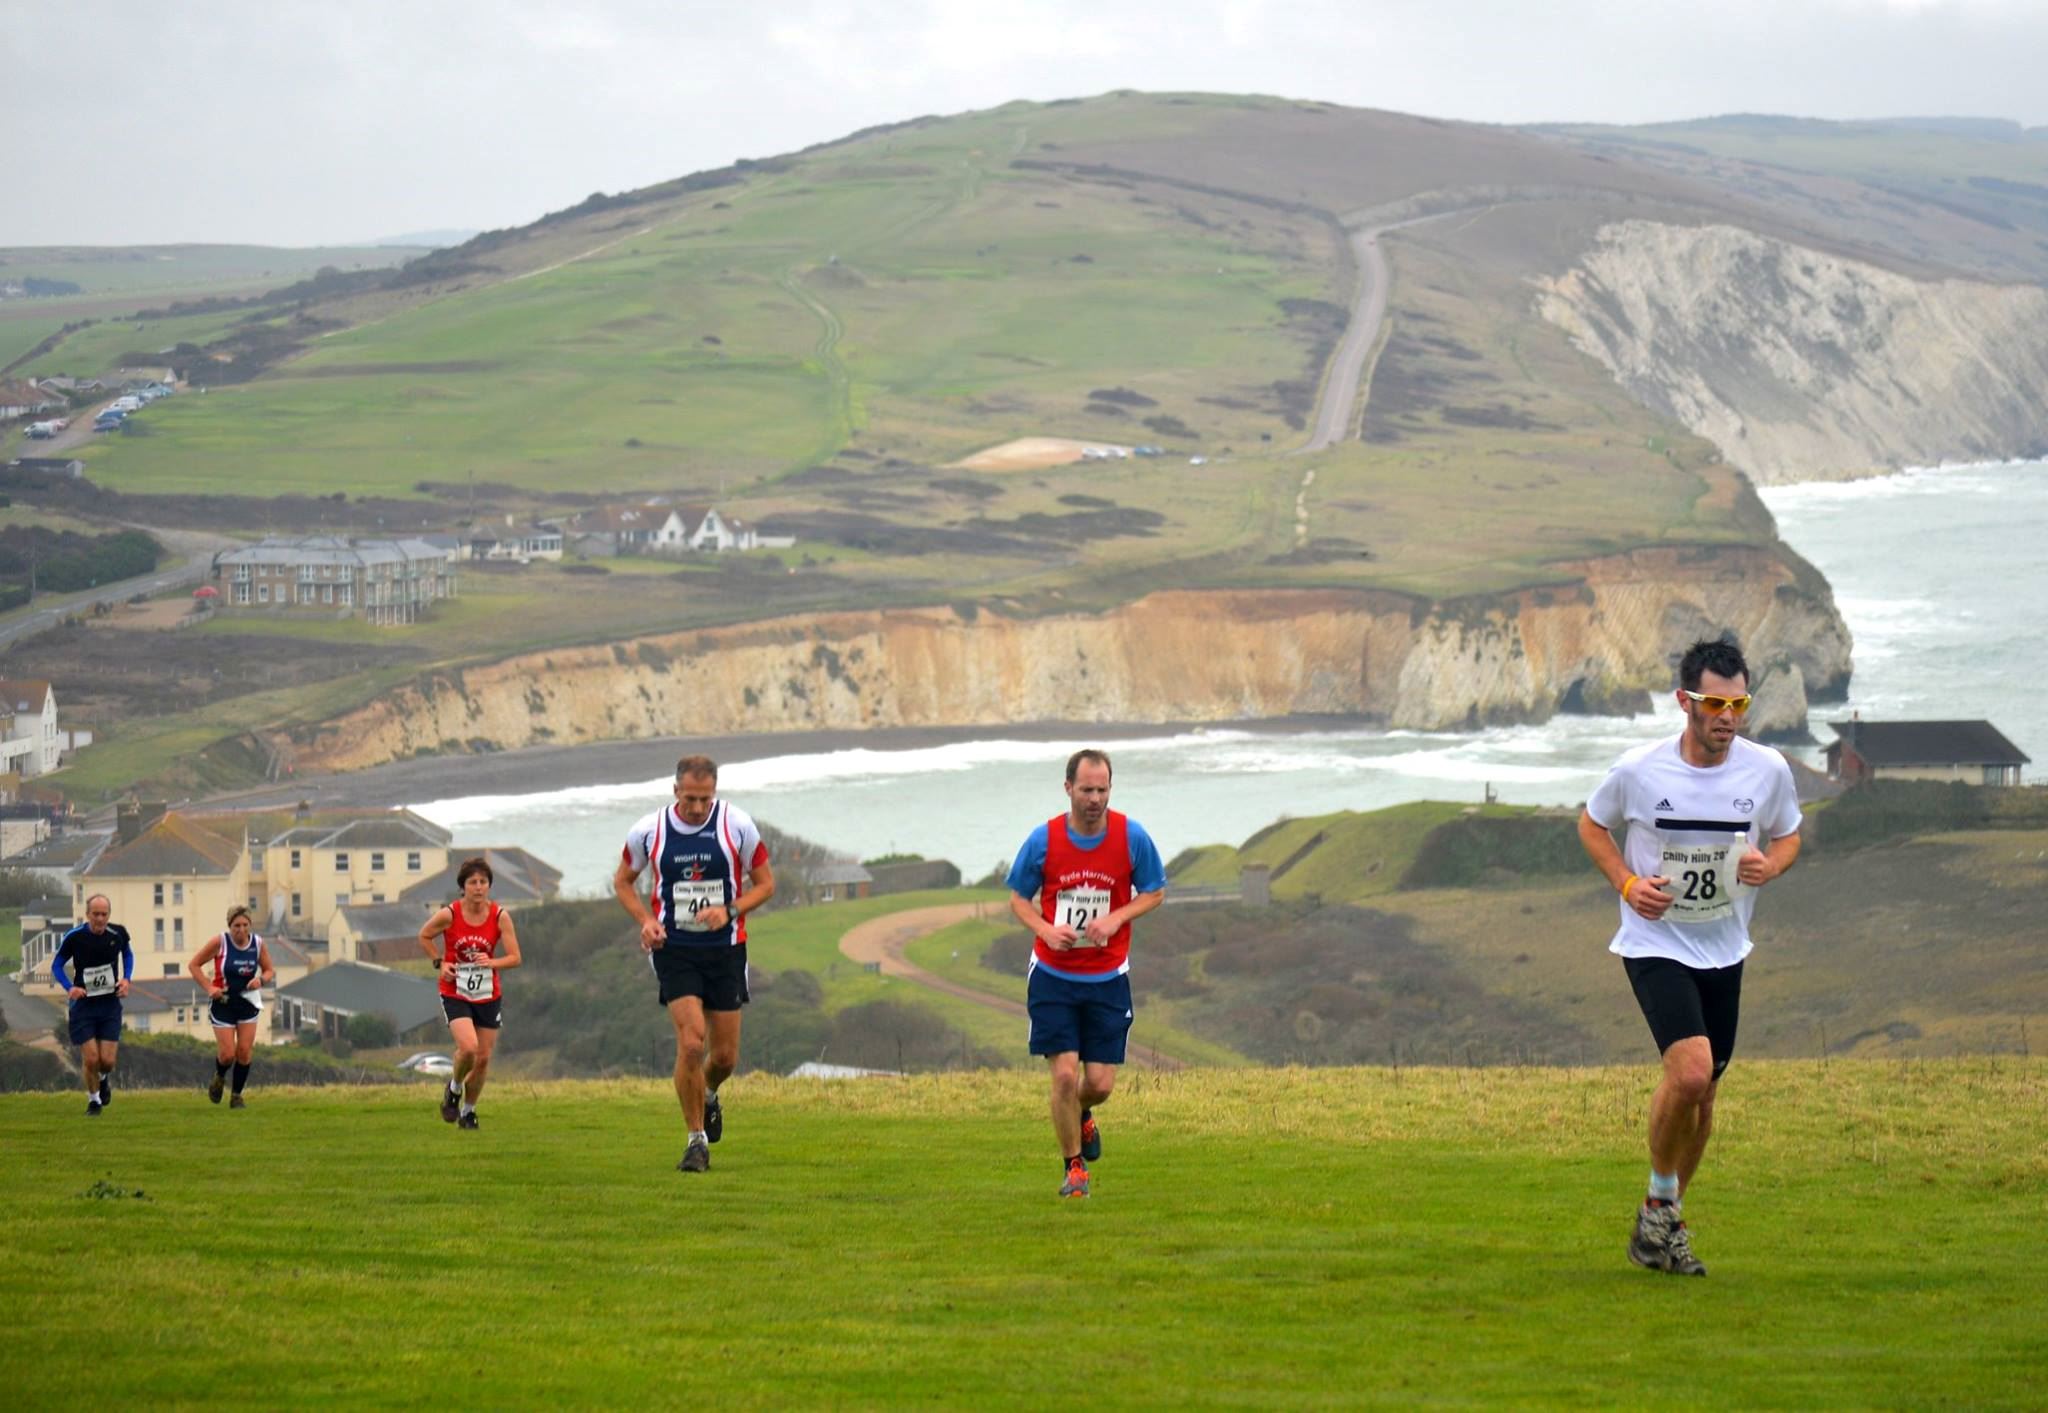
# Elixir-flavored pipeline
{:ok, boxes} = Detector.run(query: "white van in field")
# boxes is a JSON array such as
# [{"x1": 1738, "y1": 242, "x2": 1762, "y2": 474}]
[{"x1": 108, "y1": 396, "x2": 143, "y2": 413}]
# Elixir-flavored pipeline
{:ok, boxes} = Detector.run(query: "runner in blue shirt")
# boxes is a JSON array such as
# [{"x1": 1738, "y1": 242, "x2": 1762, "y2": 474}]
[{"x1": 51, "y1": 895, "x2": 134, "y2": 1116}]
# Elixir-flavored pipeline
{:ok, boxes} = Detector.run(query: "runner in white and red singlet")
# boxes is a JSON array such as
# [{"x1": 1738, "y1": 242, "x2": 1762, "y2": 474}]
[
  {"x1": 1005, "y1": 748, "x2": 1166, "y2": 1200},
  {"x1": 418, "y1": 857, "x2": 521, "y2": 1131},
  {"x1": 188, "y1": 905, "x2": 276, "y2": 1109}
]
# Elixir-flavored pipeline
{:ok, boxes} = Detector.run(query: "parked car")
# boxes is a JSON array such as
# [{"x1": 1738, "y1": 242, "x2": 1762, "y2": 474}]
[{"x1": 397, "y1": 1051, "x2": 454, "y2": 1077}]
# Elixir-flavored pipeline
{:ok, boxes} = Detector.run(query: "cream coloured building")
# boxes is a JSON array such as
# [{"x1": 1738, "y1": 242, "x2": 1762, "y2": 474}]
[
  {"x1": 45, "y1": 806, "x2": 254, "y2": 989},
  {"x1": 256, "y1": 813, "x2": 454, "y2": 934}
]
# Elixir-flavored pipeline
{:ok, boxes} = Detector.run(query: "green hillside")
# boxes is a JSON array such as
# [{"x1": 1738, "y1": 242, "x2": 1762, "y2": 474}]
[
  {"x1": 17, "y1": 94, "x2": 2048, "y2": 801},
  {"x1": 3, "y1": 1064, "x2": 2042, "y2": 1406}
]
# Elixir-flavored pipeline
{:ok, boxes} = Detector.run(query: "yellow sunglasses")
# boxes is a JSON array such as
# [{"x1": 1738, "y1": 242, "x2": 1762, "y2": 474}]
[{"x1": 1681, "y1": 689, "x2": 1752, "y2": 715}]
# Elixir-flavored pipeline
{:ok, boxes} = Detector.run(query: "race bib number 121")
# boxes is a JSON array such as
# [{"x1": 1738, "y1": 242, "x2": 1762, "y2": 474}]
[{"x1": 1054, "y1": 887, "x2": 1112, "y2": 944}]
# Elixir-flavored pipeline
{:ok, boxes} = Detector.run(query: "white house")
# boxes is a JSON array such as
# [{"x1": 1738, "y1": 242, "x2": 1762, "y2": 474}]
[{"x1": 0, "y1": 679, "x2": 64, "y2": 776}]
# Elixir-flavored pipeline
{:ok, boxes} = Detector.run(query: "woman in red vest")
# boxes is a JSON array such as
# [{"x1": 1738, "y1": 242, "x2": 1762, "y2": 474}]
[{"x1": 418, "y1": 857, "x2": 522, "y2": 1131}]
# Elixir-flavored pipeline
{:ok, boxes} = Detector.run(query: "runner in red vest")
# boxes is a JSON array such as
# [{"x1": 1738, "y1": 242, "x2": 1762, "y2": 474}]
[
  {"x1": 418, "y1": 857, "x2": 522, "y2": 1131},
  {"x1": 1006, "y1": 748, "x2": 1166, "y2": 1199}
]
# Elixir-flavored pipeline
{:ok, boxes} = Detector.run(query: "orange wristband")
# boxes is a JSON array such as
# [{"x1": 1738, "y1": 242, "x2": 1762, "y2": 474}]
[{"x1": 1620, "y1": 874, "x2": 1639, "y2": 903}]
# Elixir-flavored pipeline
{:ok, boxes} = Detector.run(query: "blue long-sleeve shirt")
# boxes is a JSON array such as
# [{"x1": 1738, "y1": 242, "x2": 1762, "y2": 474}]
[{"x1": 52, "y1": 923, "x2": 135, "y2": 997}]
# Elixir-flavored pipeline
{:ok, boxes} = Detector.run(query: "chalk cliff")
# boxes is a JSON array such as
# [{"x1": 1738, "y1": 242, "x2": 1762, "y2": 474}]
[
  {"x1": 1536, "y1": 221, "x2": 2048, "y2": 484},
  {"x1": 281, "y1": 544, "x2": 1849, "y2": 773}
]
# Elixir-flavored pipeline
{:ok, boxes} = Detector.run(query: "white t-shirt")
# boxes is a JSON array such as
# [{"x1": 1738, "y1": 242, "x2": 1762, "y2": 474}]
[{"x1": 1585, "y1": 734, "x2": 1802, "y2": 969}]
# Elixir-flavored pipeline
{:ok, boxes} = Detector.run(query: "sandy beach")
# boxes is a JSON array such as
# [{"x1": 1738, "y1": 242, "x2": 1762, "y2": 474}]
[{"x1": 188, "y1": 716, "x2": 1380, "y2": 813}]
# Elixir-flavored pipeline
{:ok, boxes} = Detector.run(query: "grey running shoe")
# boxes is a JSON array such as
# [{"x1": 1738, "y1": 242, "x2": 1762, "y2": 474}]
[
  {"x1": 230, "y1": 1094, "x2": 246, "y2": 1110},
  {"x1": 678, "y1": 1138, "x2": 711, "y2": 1173},
  {"x1": 705, "y1": 1090, "x2": 723, "y2": 1144},
  {"x1": 457, "y1": 1111, "x2": 479, "y2": 1131},
  {"x1": 1629, "y1": 1201, "x2": 1706, "y2": 1276},
  {"x1": 439, "y1": 1083, "x2": 460, "y2": 1124},
  {"x1": 209, "y1": 1072, "x2": 226, "y2": 1104},
  {"x1": 1059, "y1": 1162, "x2": 1090, "y2": 1199},
  {"x1": 1664, "y1": 1219, "x2": 1707, "y2": 1277},
  {"x1": 1080, "y1": 1110, "x2": 1101, "y2": 1163}
]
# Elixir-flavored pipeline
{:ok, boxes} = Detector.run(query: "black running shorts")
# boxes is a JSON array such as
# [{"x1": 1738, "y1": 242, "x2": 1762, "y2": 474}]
[
  {"x1": 650, "y1": 943, "x2": 749, "y2": 1012},
  {"x1": 209, "y1": 995, "x2": 262, "y2": 1028},
  {"x1": 1623, "y1": 955, "x2": 1743, "y2": 1081},
  {"x1": 441, "y1": 995, "x2": 503, "y2": 1030}
]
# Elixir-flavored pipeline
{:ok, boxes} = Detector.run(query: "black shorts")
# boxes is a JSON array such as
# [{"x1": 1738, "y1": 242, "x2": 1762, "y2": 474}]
[
  {"x1": 650, "y1": 943, "x2": 749, "y2": 1012},
  {"x1": 209, "y1": 995, "x2": 261, "y2": 1028},
  {"x1": 1623, "y1": 955, "x2": 1743, "y2": 1081},
  {"x1": 442, "y1": 995, "x2": 503, "y2": 1030}
]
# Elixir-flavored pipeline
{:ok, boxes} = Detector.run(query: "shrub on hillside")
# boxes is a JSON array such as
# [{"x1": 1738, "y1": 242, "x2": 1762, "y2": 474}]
[{"x1": 1398, "y1": 814, "x2": 1586, "y2": 889}]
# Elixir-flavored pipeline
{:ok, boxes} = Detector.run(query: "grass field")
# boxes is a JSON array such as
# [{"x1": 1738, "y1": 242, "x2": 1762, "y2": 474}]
[{"x1": 3, "y1": 1061, "x2": 2041, "y2": 1405}]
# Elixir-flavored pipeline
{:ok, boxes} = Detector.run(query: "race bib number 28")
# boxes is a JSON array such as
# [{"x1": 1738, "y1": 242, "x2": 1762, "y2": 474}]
[{"x1": 1658, "y1": 841, "x2": 1744, "y2": 924}]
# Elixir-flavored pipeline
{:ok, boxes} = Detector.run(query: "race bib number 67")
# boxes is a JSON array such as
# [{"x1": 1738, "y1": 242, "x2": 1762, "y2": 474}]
[{"x1": 453, "y1": 964, "x2": 493, "y2": 1000}]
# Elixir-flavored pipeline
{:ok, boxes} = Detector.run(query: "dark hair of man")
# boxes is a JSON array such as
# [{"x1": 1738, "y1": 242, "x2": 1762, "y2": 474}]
[
  {"x1": 1066, "y1": 748, "x2": 1113, "y2": 784},
  {"x1": 676, "y1": 754, "x2": 719, "y2": 782},
  {"x1": 1679, "y1": 638, "x2": 1750, "y2": 691},
  {"x1": 456, "y1": 857, "x2": 494, "y2": 887}
]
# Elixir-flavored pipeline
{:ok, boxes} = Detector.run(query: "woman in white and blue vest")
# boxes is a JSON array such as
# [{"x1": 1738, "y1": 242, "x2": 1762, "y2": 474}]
[{"x1": 187, "y1": 905, "x2": 275, "y2": 1109}]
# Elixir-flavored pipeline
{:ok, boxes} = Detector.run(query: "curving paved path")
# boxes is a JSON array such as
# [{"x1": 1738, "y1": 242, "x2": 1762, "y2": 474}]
[{"x1": 837, "y1": 902, "x2": 1184, "y2": 1070}]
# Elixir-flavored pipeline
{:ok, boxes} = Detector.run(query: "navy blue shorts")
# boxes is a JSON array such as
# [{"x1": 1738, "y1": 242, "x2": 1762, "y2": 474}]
[
  {"x1": 68, "y1": 998, "x2": 123, "y2": 1045},
  {"x1": 1027, "y1": 966, "x2": 1133, "y2": 1065}
]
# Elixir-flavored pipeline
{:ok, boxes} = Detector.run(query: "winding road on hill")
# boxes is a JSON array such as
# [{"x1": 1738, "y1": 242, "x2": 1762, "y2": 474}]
[{"x1": 836, "y1": 902, "x2": 1185, "y2": 1070}]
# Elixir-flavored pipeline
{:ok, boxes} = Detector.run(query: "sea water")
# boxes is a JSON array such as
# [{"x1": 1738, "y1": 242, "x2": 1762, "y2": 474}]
[{"x1": 415, "y1": 459, "x2": 2047, "y2": 897}]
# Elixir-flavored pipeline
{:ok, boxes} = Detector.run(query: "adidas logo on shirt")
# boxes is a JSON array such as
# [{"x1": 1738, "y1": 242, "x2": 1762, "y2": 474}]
[{"x1": 1655, "y1": 798, "x2": 1673, "y2": 811}]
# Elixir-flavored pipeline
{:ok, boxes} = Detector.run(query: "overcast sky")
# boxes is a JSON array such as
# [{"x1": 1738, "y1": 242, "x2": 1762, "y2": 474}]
[{"x1": 6, "y1": 0, "x2": 2044, "y2": 247}]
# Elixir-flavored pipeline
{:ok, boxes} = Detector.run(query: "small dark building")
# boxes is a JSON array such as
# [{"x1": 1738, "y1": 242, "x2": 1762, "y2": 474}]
[
  {"x1": 865, "y1": 859, "x2": 962, "y2": 896},
  {"x1": 1826, "y1": 718, "x2": 2030, "y2": 787}
]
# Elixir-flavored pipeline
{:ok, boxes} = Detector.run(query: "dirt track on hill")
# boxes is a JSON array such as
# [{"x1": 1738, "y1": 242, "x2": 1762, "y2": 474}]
[{"x1": 837, "y1": 903, "x2": 1184, "y2": 1070}]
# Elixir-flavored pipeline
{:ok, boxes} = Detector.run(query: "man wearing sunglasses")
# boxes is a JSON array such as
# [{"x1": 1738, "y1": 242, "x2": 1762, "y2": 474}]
[{"x1": 1577, "y1": 639, "x2": 1803, "y2": 1276}]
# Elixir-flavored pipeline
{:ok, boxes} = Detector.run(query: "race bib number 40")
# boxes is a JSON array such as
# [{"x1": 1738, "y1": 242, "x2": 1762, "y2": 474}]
[
  {"x1": 1658, "y1": 840, "x2": 1745, "y2": 924},
  {"x1": 671, "y1": 879, "x2": 724, "y2": 931},
  {"x1": 80, "y1": 962, "x2": 117, "y2": 997},
  {"x1": 1053, "y1": 887, "x2": 1112, "y2": 945},
  {"x1": 453, "y1": 964, "x2": 494, "y2": 1001}
]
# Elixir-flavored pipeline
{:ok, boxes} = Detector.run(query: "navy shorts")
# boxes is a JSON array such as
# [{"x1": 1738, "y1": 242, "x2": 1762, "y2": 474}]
[
  {"x1": 210, "y1": 995, "x2": 262, "y2": 1028},
  {"x1": 442, "y1": 996, "x2": 503, "y2": 1030},
  {"x1": 651, "y1": 943, "x2": 749, "y2": 1012},
  {"x1": 1027, "y1": 966, "x2": 1133, "y2": 1065},
  {"x1": 1623, "y1": 956, "x2": 1744, "y2": 1081},
  {"x1": 68, "y1": 998, "x2": 123, "y2": 1045}
]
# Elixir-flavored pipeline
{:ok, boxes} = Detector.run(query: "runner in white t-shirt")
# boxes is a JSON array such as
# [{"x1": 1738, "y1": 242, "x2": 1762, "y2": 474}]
[{"x1": 1578, "y1": 639, "x2": 1803, "y2": 1276}]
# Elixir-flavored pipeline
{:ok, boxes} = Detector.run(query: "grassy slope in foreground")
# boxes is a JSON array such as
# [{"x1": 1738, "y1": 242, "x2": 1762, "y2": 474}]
[{"x1": 3, "y1": 1062, "x2": 2042, "y2": 1406}]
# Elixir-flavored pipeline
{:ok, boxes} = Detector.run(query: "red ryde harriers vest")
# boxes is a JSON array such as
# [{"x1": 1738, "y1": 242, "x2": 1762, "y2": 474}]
[
  {"x1": 1034, "y1": 811, "x2": 1134, "y2": 977},
  {"x1": 438, "y1": 901, "x2": 503, "y2": 1003}
]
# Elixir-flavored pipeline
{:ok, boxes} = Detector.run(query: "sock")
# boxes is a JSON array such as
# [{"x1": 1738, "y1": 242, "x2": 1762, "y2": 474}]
[
  {"x1": 460, "y1": 1101, "x2": 476, "y2": 1118},
  {"x1": 1648, "y1": 1170, "x2": 1680, "y2": 1203},
  {"x1": 447, "y1": 1079, "x2": 461, "y2": 1098},
  {"x1": 1066, "y1": 1153, "x2": 1084, "y2": 1169},
  {"x1": 1081, "y1": 1107, "x2": 1093, "y2": 1123},
  {"x1": 216, "y1": 1060, "x2": 231, "y2": 1078},
  {"x1": 232, "y1": 1062, "x2": 251, "y2": 1095},
  {"x1": 99, "y1": 1072, "x2": 113, "y2": 1099},
  {"x1": 689, "y1": 1129, "x2": 708, "y2": 1146}
]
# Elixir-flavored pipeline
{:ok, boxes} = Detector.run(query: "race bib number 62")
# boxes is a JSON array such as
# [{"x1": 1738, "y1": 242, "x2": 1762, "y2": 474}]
[{"x1": 80, "y1": 962, "x2": 117, "y2": 997}]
